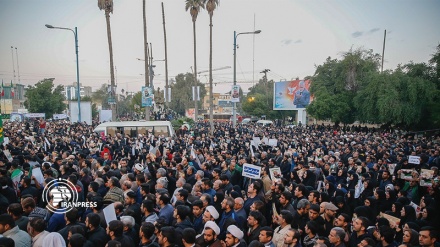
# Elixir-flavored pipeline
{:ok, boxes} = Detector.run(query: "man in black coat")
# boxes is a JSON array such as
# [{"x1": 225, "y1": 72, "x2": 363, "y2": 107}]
[
  {"x1": 85, "y1": 213, "x2": 109, "y2": 247},
  {"x1": 107, "y1": 220, "x2": 135, "y2": 247}
]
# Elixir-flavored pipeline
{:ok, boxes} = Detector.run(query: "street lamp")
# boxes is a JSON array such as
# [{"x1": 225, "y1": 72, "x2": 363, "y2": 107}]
[
  {"x1": 137, "y1": 58, "x2": 165, "y2": 89},
  {"x1": 233, "y1": 30, "x2": 261, "y2": 128},
  {"x1": 46, "y1": 24, "x2": 81, "y2": 122}
]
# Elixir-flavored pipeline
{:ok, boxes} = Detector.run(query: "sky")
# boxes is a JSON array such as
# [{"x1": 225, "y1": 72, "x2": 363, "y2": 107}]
[{"x1": 0, "y1": 0, "x2": 439, "y2": 94}]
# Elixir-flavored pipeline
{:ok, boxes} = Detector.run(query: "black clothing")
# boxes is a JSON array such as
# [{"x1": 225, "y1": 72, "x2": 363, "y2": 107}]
[{"x1": 86, "y1": 226, "x2": 109, "y2": 247}]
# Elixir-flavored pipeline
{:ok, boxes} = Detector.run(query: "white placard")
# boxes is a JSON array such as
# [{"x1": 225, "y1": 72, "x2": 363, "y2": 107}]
[
  {"x1": 269, "y1": 167, "x2": 282, "y2": 180},
  {"x1": 242, "y1": 163, "x2": 261, "y2": 179},
  {"x1": 3, "y1": 137, "x2": 9, "y2": 145},
  {"x1": 262, "y1": 137, "x2": 269, "y2": 144},
  {"x1": 4, "y1": 150, "x2": 13, "y2": 162},
  {"x1": 268, "y1": 139, "x2": 278, "y2": 147},
  {"x1": 252, "y1": 137, "x2": 261, "y2": 146},
  {"x1": 103, "y1": 203, "x2": 117, "y2": 225},
  {"x1": 31, "y1": 168, "x2": 45, "y2": 185},
  {"x1": 408, "y1": 156, "x2": 420, "y2": 164}
]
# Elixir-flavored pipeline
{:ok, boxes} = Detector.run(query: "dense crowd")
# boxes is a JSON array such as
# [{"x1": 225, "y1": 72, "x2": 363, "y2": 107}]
[{"x1": 0, "y1": 118, "x2": 439, "y2": 247}]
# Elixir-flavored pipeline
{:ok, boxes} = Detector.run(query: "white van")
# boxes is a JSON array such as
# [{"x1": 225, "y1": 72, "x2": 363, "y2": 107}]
[
  {"x1": 93, "y1": 121, "x2": 175, "y2": 137},
  {"x1": 256, "y1": 120, "x2": 273, "y2": 127}
]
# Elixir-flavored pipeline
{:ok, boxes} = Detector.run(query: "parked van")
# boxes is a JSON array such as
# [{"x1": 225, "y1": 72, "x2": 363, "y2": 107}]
[
  {"x1": 256, "y1": 120, "x2": 273, "y2": 127},
  {"x1": 93, "y1": 121, "x2": 175, "y2": 137}
]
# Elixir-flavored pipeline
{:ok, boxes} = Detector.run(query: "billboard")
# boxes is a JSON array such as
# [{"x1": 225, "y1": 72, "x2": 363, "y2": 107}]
[
  {"x1": 70, "y1": 101, "x2": 92, "y2": 125},
  {"x1": 273, "y1": 80, "x2": 312, "y2": 110},
  {"x1": 142, "y1": 87, "x2": 154, "y2": 107},
  {"x1": 185, "y1": 108, "x2": 195, "y2": 120},
  {"x1": 231, "y1": 85, "x2": 240, "y2": 103}
]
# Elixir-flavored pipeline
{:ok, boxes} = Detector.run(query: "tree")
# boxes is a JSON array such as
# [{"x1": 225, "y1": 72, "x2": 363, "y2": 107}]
[
  {"x1": 92, "y1": 84, "x2": 111, "y2": 109},
  {"x1": 205, "y1": 0, "x2": 219, "y2": 134},
  {"x1": 242, "y1": 78, "x2": 293, "y2": 120},
  {"x1": 142, "y1": 0, "x2": 151, "y2": 120},
  {"x1": 98, "y1": 0, "x2": 116, "y2": 120},
  {"x1": 24, "y1": 78, "x2": 66, "y2": 116},
  {"x1": 185, "y1": 0, "x2": 205, "y2": 122},
  {"x1": 354, "y1": 68, "x2": 436, "y2": 128},
  {"x1": 169, "y1": 73, "x2": 206, "y2": 116},
  {"x1": 307, "y1": 48, "x2": 381, "y2": 125}
]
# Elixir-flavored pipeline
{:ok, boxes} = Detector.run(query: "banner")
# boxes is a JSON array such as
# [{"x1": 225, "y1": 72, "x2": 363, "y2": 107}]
[
  {"x1": 185, "y1": 108, "x2": 195, "y2": 120},
  {"x1": 192, "y1": 86, "x2": 200, "y2": 101},
  {"x1": 242, "y1": 164, "x2": 261, "y2": 179},
  {"x1": 163, "y1": 88, "x2": 172, "y2": 103},
  {"x1": 269, "y1": 167, "x2": 282, "y2": 180},
  {"x1": 142, "y1": 86, "x2": 154, "y2": 107},
  {"x1": 408, "y1": 155, "x2": 420, "y2": 164},
  {"x1": 231, "y1": 85, "x2": 240, "y2": 103},
  {"x1": 0, "y1": 115, "x2": 3, "y2": 144},
  {"x1": 273, "y1": 80, "x2": 313, "y2": 110}
]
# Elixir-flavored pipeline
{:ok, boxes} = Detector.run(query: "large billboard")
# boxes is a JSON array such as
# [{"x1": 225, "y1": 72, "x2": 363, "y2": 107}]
[{"x1": 273, "y1": 80, "x2": 312, "y2": 110}]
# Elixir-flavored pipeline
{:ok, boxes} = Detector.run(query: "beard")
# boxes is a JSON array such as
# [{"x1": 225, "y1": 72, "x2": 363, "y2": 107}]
[{"x1": 204, "y1": 238, "x2": 216, "y2": 246}]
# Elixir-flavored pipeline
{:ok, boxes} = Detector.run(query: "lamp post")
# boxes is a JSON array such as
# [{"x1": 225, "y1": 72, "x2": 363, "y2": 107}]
[
  {"x1": 46, "y1": 24, "x2": 81, "y2": 122},
  {"x1": 233, "y1": 30, "x2": 261, "y2": 128}
]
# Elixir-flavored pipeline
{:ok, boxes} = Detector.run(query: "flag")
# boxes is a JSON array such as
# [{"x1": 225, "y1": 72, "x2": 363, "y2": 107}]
[
  {"x1": 11, "y1": 169, "x2": 23, "y2": 194},
  {"x1": 10, "y1": 81, "x2": 14, "y2": 98},
  {"x1": 191, "y1": 146, "x2": 201, "y2": 166},
  {"x1": 1, "y1": 81, "x2": 4, "y2": 97}
]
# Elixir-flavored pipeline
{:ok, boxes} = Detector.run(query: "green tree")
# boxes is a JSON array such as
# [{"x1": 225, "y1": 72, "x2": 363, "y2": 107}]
[
  {"x1": 354, "y1": 68, "x2": 436, "y2": 128},
  {"x1": 92, "y1": 84, "x2": 110, "y2": 109},
  {"x1": 242, "y1": 78, "x2": 294, "y2": 120},
  {"x1": 307, "y1": 48, "x2": 380, "y2": 125},
  {"x1": 169, "y1": 73, "x2": 206, "y2": 116},
  {"x1": 24, "y1": 78, "x2": 66, "y2": 116}
]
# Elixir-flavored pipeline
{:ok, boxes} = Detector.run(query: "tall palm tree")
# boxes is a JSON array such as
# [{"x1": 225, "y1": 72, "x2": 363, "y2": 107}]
[
  {"x1": 143, "y1": 0, "x2": 150, "y2": 120},
  {"x1": 205, "y1": 0, "x2": 219, "y2": 134},
  {"x1": 98, "y1": 0, "x2": 116, "y2": 120},
  {"x1": 185, "y1": 0, "x2": 204, "y2": 123}
]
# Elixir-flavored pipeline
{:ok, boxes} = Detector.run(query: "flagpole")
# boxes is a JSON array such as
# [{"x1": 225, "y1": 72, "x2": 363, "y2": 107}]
[
  {"x1": 15, "y1": 47, "x2": 21, "y2": 99},
  {"x1": 11, "y1": 46, "x2": 16, "y2": 84}
]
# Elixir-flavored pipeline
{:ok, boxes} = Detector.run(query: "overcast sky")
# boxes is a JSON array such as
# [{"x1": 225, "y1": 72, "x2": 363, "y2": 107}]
[{"x1": 0, "y1": 0, "x2": 439, "y2": 94}]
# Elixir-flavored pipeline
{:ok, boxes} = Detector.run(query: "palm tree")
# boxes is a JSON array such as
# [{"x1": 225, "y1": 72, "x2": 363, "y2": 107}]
[
  {"x1": 98, "y1": 0, "x2": 116, "y2": 120},
  {"x1": 205, "y1": 0, "x2": 219, "y2": 134},
  {"x1": 185, "y1": 0, "x2": 205, "y2": 123},
  {"x1": 143, "y1": 0, "x2": 150, "y2": 120}
]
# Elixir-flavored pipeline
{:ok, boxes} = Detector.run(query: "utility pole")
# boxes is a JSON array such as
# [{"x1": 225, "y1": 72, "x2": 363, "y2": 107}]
[
  {"x1": 143, "y1": 0, "x2": 150, "y2": 121},
  {"x1": 261, "y1": 69, "x2": 270, "y2": 106},
  {"x1": 162, "y1": 2, "x2": 169, "y2": 108},
  {"x1": 381, "y1": 29, "x2": 386, "y2": 73}
]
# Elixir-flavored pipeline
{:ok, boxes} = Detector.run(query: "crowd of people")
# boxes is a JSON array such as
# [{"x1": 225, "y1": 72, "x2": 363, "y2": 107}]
[{"x1": 0, "y1": 117, "x2": 439, "y2": 247}]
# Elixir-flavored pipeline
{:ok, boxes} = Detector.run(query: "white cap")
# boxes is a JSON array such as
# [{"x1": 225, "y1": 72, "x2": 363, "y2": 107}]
[
  {"x1": 205, "y1": 205, "x2": 219, "y2": 220},
  {"x1": 134, "y1": 163, "x2": 144, "y2": 172},
  {"x1": 227, "y1": 225, "x2": 244, "y2": 240},
  {"x1": 204, "y1": 221, "x2": 220, "y2": 235}
]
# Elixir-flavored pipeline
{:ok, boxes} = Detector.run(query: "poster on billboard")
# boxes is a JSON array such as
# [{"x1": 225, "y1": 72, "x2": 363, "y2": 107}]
[
  {"x1": 142, "y1": 86, "x2": 154, "y2": 107},
  {"x1": 231, "y1": 85, "x2": 240, "y2": 103},
  {"x1": 185, "y1": 108, "x2": 195, "y2": 120},
  {"x1": 273, "y1": 80, "x2": 312, "y2": 110}
]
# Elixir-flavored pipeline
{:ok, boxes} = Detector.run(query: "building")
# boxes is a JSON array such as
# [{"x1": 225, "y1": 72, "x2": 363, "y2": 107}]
[{"x1": 62, "y1": 82, "x2": 92, "y2": 100}]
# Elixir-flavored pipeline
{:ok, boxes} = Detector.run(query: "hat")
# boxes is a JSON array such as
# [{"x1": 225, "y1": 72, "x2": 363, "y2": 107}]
[
  {"x1": 385, "y1": 184, "x2": 394, "y2": 191},
  {"x1": 205, "y1": 206, "x2": 219, "y2": 219},
  {"x1": 204, "y1": 221, "x2": 220, "y2": 235},
  {"x1": 227, "y1": 225, "x2": 244, "y2": 240},
  {"x1": 325, "y1": 203, "x2": 338, "y2": 211},
  {"x1": 134, "y1": 163, "x2": 145, "y2": 172}
]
